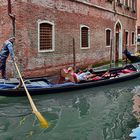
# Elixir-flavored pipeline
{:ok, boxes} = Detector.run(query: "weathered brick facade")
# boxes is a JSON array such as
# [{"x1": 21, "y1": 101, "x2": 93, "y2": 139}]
[
  {"x1": 137, "y1": 0, "x2": 140, "y2": 26},
  {"x1": 0, "y1": 0, "x2": 137, "y2": 77},
  {"x1": 136, "y1": 0, "x2": 140, "y2": 48}
]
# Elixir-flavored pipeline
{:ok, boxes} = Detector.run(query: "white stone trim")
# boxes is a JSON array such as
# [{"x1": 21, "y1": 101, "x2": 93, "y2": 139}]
[
  {"x1": 80, "y1": 24, "x2": 90, "y2": 49},
  {"x1": 37, "y1": 20, "x2": 55, "y2": 53},
  {"x1": 105, "y1": 28, "x2": 112, "y2": 47}
]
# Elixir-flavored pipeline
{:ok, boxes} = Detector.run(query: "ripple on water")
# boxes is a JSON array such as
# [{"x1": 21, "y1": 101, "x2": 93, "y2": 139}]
[{"x1": 0, "y1": 79, "x2": 139, "y2": 140}]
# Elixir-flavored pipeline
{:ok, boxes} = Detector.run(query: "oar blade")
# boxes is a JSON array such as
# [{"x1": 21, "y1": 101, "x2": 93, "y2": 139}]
[
  {"x1": 34, "y1": 111, "x2": 49, "y2": 128},
  {"x1": 14, "y1": 61, "x2": 49, "y2": 128}
]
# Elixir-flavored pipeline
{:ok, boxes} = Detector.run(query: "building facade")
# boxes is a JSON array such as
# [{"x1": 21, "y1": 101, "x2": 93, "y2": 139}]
[
  {"x1": 136, "y1": 0, "x2": 140, "y2": 50},
  {"x1": 0, "y1": 0, "x2": 137, "y2": 77}
]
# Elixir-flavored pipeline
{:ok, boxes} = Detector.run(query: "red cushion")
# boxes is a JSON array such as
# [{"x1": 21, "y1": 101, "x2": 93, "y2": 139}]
[
  {"x1": 92, "y1": 76, "x2": 101, "y2": 81},
  {"x1": 121, "y1": 69, "x2": 134, "y2": 73}
]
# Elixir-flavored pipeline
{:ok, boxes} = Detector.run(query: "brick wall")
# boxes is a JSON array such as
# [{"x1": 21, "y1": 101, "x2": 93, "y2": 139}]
[
  {"x1": 137, "y1": 0, "x2": 140, "y2": 28},
  {"x1": 0, "y1": 0, "x2": 137, "y2": 78}
]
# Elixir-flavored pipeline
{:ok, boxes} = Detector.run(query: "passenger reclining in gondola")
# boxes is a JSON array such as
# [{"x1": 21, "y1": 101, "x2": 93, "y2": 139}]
[
  {"x1": 59, "y1": 64, "x2": 137, "y2": 83},
  {"x1": 59, "y1": 67, "x2": 111, "y2": 83},
  {"x1": 59, "y1": 67, "x2": 96, "y2": 83}
]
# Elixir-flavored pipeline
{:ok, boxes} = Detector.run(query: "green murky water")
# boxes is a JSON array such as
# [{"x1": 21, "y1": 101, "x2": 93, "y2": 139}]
[{"x1": 0, "y1": 78, "x2": 140, "y2": 140}]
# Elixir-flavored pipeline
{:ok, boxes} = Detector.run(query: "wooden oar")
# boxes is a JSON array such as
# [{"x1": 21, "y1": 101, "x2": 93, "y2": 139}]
[{"x1": 14, "y1": 61, "x2": 49, "y2": 128}]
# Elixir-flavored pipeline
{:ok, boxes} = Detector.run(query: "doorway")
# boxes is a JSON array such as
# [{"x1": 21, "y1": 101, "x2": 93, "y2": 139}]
[{"x1": 115, "y1": 22, "x2": 122, "y2": 62}]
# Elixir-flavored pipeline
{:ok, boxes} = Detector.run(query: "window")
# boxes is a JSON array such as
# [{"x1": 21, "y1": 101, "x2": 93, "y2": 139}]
[
  {"x1": 38, "y1": 21, "x2": 55, "y2": 52},
  {"x1": 120, "y1": 0, "x2": 124, "y2": 3},
  {"x1": 80, "y1": 25, "x2": 90, "y2": 49},
  {"x1": 131, "y1": 0, "x2": 136, "y2": 10},
  {"x1": 105, "y1": 29, "x2": 111, "y2": 47},
  {"x1": 137, "y1": 35, "x2": 140, "y2": 45},
  {"x1": 116, "y1": 0, "x2": 121, "y2": 3},
  {"x1": 106, "y1": 0, "x2": 113, "y2": 3},
  {"x1": 137, "y1": 26, "x2": 140, "y2": 34},
  {"x1": 125, "y1": 31, "x2": 129, "y2": 45},
  {"x1": 116, "y1": 0, "x2": 123, "y2": 6},
  {"x1": 131, "y1": 32, "x2": 135, "y2": 45},
  {"x1": 124, "y1": 0, "x2": 129, "y2": 6}
]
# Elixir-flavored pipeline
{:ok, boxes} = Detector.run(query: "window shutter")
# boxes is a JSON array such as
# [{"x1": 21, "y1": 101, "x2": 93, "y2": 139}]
[
  {"x1": 81, "y1": 27, "x2": 88, "y2": 48},
  {"x1": 40, "y1": 23, "x2": 52, "y2": 50},
  {"x1": 125, "y1": 31, "x2": 128, "y2": 45},
  {"x1": 132, "y1": 32, "x2": 134, "y2": 45},
  {"x1": 106, "y1": 30, "x2": 111, "y2": 46}
]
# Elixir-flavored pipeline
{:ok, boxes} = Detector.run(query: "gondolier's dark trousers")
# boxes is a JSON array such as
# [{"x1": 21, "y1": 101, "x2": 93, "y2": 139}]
[{"x1": 0, "y1": 56, "x2": 7, "y2": 79}]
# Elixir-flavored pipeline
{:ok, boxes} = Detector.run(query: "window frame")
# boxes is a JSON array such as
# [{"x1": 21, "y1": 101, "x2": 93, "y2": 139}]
[
  {"x1": 124, "y1": 0, "x2": 129, "y2": 6},
  {"x1": 38, "y1": 20, "x2": 55, "y2": 53},
  {"x1": 131, "y1": 31, "x2": 135, "y2": 45},
  {"x1": 105, "y1": 28, "x2": 112, "y2": 47},
  {"x1": 80, "y1": 24, "x2": 90, "y2": 49},
  {"x1": 131, "y1": 0, "x2": 136, "y2": 10},
  {"x1": 125, "y1": 30, "x2": 129, "y2": 46}
]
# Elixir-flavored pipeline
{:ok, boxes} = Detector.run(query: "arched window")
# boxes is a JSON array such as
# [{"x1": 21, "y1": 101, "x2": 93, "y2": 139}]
[
  {"x1": 38, "y1": 21, "x2": 55, "y2": 52},
  {"x1": 80, "y1": 25, "x2": 90, "y2": 49},
  {"x1": 105, "y1": 29, "x2": 111, "y2": 47}
]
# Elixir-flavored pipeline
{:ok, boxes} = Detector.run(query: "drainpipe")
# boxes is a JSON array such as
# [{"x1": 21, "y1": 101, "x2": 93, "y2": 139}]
[
  {"x1": 113, "y1": 0, "x2": 116, "y2": 15},
  {"x1": 7, "y1": 0, "x2": 16, "y2": 36}
]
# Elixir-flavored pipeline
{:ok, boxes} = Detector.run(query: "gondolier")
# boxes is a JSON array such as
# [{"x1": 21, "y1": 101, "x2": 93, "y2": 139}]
[
  {"x1": 123, "y1": 49, "x2": 140, "y2": 63},
  {"x1": 0, "y1": 37, "x2": 15, "y2": 79}
]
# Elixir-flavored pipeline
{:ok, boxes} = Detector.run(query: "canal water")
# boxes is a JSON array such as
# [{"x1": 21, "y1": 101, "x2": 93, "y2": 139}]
[{"x1": 0, "y1": 78, "x2": 140, "y2": 140}]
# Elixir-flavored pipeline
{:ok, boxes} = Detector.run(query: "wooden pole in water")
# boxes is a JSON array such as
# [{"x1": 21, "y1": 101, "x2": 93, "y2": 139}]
[
  {"x1": 73, "y1": 38, "x2": 76, "y2": 71},
  {"x1": 125, "y1": 44, "x2": 128, "y2": 64},
  {"x1": 110, "y1": 39, "x2": 113, "y2": 68}
]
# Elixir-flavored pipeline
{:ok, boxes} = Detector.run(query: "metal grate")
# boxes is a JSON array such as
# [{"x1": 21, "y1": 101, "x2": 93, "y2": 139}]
[
  {"x1": 40, "y1": 23, "x2": 52, "y2": 50},
  {"x1": 81, "y1": 27, "x2": 88, "y2": 48},
  {"x1": 106, "y1": 30, "x2": 111, "y2": 46},
  {"x1": 132, "y1": 32, "x2": 135, "y2": 45},
  {"x1": 125, "y1": 31, "x2": 128, "y2": 45}
]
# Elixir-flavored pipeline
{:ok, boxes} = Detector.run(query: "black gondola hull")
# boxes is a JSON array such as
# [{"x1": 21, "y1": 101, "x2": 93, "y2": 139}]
[{"x1": 0, "y1": 70, "x2": 140, "y2": 97}]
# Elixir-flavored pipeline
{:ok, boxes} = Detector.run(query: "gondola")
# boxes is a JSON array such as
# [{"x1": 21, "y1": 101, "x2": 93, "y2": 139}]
[
  {"x1": 0, "y1": 63, "x2": 140, "y2": 97},
  {"x1": 123, "y1": 49, "x2": 140, "y2": 63}
]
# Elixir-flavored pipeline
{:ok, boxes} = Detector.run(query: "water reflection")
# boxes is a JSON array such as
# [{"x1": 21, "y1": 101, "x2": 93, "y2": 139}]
[
  {"x1": 72, "y1": 96, "x2": 90, "y2": 118},
  {"x1": 0, "y1": 79, "x2": 139, "y2": 140}
]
